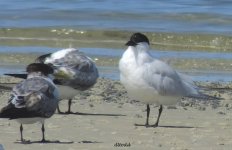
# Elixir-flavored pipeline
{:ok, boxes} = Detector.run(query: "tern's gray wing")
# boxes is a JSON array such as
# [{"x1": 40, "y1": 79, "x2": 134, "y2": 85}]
[
  {"x1": 143, "y1": 59, "x2": 199, "y2": 97},
  {"x1": 46, "y1": 49, "x2": 99, "y2": 89},
  {"x1": 9, "y1": 77, "x2": 58, "y2": 118}
]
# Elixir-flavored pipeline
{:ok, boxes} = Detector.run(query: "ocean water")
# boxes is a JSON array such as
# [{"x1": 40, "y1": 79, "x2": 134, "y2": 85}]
[
  {"x1": 0, "y1": 0, "x2": 232, "y2": 81},
  {"x1": 1, "y1": 0, "x2": 232, "y2": 33}
]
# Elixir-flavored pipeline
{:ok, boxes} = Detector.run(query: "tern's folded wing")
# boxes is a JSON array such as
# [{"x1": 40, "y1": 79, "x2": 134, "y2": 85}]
[{"x1": 143, "y1": 59, "x2": 198, "y2": 97}]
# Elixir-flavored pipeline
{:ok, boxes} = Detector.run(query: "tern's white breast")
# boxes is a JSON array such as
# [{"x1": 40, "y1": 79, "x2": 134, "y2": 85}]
[
  {"x1": 16, "y1": 117, "x2": 46, "y2": 124},
  {"x1": 119, "y1": 46, "x2": 181, "y2": 106},
  {"x1": 121, "y1": 74, "x2": 180, "y2": 105}
]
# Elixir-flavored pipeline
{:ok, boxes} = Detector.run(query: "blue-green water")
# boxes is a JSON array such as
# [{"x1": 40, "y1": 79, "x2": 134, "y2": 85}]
[
  {"x1": 1, "y1": 0, "x2": 232, "y2": 34},
  {"x1": 0, "y1": 46, "x2": 232, "y2": 82},
  {"x1": 1, "y1": 0, "x2": 232, "y2": 81}
]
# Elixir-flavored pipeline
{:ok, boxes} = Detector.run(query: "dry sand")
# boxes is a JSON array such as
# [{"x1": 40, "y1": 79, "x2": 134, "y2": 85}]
[{"x1": 0, "y1": 76, "x2": 232, "y2": 150}]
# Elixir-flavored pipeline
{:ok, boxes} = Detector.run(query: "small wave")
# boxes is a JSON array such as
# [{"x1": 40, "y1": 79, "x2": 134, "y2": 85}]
[{"x1": 0, "y1": 28, "x2": 232, "y2": 51}]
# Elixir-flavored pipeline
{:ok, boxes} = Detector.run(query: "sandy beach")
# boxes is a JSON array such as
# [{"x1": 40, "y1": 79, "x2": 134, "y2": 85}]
[
  {"x1": 0, "y1": 76, "x2": 231, "y2": 150},
  {"x1": 1, "y1": 1, "x2": 232, "y2": 150}
]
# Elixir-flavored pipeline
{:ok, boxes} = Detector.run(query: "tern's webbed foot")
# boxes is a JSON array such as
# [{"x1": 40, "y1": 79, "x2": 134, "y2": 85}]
[
  {"x1": 40, "y1": 139, "x2": 60, "y2": 143},
  {"x1": 15, "y1": 139, "x2": 31, "y2": 144},
  {"x1": 65, "y1": 110, "x2": 74, "y2": 114},
  {"x1": 146, "y1": 124, "x2": 158, "y2": 128},
  {"x1": 134, "y1": 123, "x2": 159, "y2": 128},
  {"x1": 57, "y1": 110, "x2": 74, "y2": 114}
]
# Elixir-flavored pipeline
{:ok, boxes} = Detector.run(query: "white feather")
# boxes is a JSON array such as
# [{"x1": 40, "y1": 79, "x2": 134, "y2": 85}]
[
  {"x1": 119, "y1": 42, "x2": 199, "y2": 105},
  {"x1": 44, "y1": 48, "x2": 76, "y2": 63}
]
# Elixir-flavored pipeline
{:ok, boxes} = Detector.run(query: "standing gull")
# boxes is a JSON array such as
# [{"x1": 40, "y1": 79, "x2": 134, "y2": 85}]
[
  {"x1": 5, "y1": 48, "x2": 99, "y2": 114},
  {"x1": 0, "y1": 63, "x2": 59, "y2": 142},
  {"x1": 119, "y1": 33, "x2": 200, "y2": 127}
]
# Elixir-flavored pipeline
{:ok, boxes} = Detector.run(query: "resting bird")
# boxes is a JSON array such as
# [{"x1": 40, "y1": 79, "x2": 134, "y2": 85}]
[
  {"x1": 5, "y1": 48, "x2": 99, "y2": 114},
  {"x1": 0, "y1": 63, "x2": 59, "y2": 143},
  {"x1": 119, "y1": 33, "x2": 207, "y2": 127}
]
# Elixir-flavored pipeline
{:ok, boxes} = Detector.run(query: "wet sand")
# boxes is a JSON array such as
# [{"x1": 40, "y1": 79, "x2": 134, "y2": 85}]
[{"x1": 0, "y1": 77, "x2": 232, "y2": 150}]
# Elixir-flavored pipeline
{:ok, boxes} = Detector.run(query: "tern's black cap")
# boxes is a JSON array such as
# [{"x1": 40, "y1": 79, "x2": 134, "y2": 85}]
[
  {"x1": 35, "y1": 53, "x2": 52, "y2": 63},
  {"x1": 26, "y1": 63, "x2": 54, "y2": 75},
  {"x1": 125, "y1": 33, "x2": 150, "y2": 46}
]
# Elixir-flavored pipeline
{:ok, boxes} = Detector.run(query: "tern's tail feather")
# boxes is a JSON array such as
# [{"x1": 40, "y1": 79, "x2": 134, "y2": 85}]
[
  {"x1": 0, "y1": 104, "x2": 16, "y2": 118},
  {"x1": 4, "y1": 73, "x2": 27, "y2": 79},
  {"x1": 0, "y1": 103, "x2": 42, "y2": 119},
  {"x1": 187, "y1": 92, "x2": 222, "y2": 101}
]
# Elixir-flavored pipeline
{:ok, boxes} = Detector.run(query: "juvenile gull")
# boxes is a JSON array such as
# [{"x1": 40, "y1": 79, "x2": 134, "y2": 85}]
[
  {"x1": 0, "y1": 63, "x2": 59, "y2": 142},
  {"x1": 5, "y1": 48, "x2": 99, "y2": 114},
  {"x1": 119, "y1": 33, "x2": 202, "y2": 127}
]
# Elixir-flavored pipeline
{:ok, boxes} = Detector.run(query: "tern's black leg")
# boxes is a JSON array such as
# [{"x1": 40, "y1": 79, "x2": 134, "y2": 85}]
[
  {"x1": 41, "y1": 123, "x2": 46, "y2": 142},
  {"x1": 135, "y1": 104, "x2": 151, "y2": 127},
  {"x1": 20, "y1": 124, "x2": 24, "y2": 142},
  {"x1": 57, "y1": 104, "x2": 62, "y2": 114},
  {"x1": 152, "y1": 105, "x2": 163, "y2": 127},
  {"x1": 145, "y1": 104, "x2": 150, "y2": 126},
  {"x1": 40, "y1": 123, "x2": 62, "y2": 143},
  {"x1": 18, "y1": 124, "x2": 31, "y2": 143},
  {"x1": 67, "y1": 99, "x2": 72, "y2": 113},
  {"x1": 135, "y1": 105, "x2": 163, "y2": 128},
  {"x1": 57, "y1": 99, "x2": 73, "y2": 114}
]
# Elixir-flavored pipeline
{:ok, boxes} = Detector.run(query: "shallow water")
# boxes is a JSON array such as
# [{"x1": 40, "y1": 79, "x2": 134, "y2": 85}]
[
  {"x1": 0, "y1": 46, "x2": 232, "y2": 82},
  {"x1": 0, "y1": 1, "x2": 232, "y2": 82},
  {"x1": 2, "y1": 46, "x2": 232, "y2": 59}
]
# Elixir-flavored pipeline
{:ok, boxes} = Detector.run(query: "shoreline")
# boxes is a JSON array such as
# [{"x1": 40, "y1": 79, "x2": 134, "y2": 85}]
[
  {"x1": 1, "y1": 28, "x2": 232, "y2": 52},
  {"x1": 0, "y1": 77, "x2": 232, "y2": 149},
  {"x1": 0, "y1": 52, "x2": 232, "y2": 74}
]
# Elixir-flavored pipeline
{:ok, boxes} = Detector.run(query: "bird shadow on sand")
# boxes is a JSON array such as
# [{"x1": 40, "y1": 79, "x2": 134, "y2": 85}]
[
  {"x1": 135, "y1": 124, "x2": 199, "y2": 129},
  {"x1": 14, "y1": 140, "x2": 74, "y2": 144},
  {"x1": 15, "y1": 140, "x2": 103, "y2": 145},
  {"x1": 57, "y1": 111, "x2": 126, "y2": 117},
  {"x1": 77, "y1": 140, "x2": 103, "y2": 144},
  {"x1": 158, "y1": 125, "x2": 197, "y2": 129}
]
